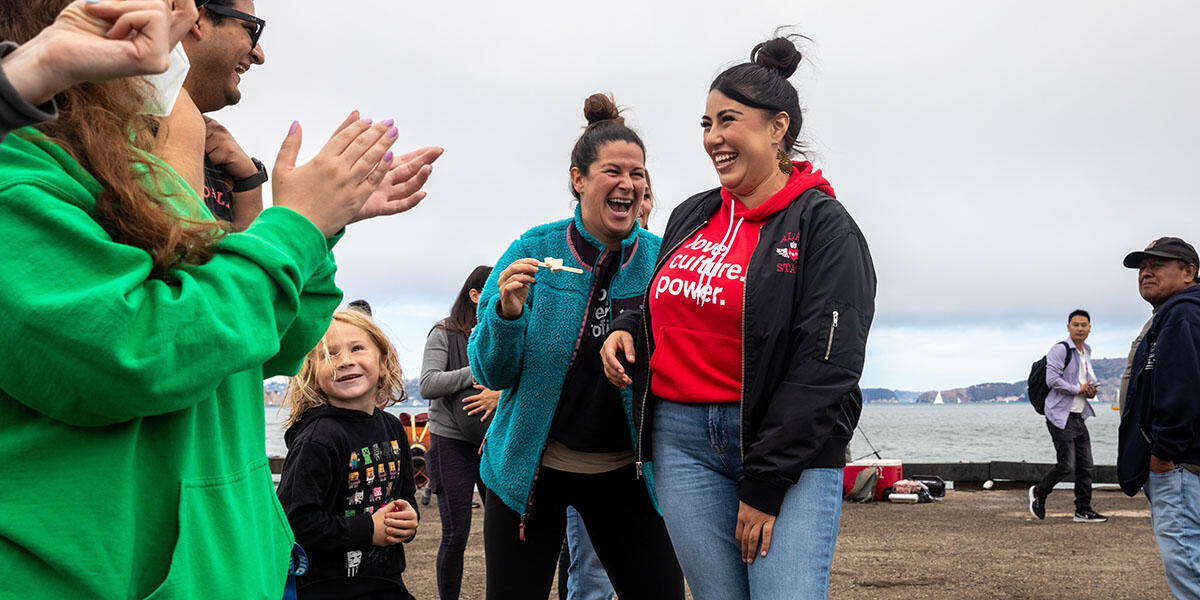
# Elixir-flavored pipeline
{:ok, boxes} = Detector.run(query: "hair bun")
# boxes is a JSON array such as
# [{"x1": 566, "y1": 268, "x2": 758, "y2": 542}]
[
  {"x1": 583, "y1": 93, "x2": 624, "y2": 126},
  {"x1": 751, "y1": 37, "x2": 803, "y2": 79}
]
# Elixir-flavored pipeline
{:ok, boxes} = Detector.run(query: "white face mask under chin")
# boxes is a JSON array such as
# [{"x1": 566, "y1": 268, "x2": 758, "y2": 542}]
[{"x1": 141, "y1": 44, "x2": 191, "y2": 117}]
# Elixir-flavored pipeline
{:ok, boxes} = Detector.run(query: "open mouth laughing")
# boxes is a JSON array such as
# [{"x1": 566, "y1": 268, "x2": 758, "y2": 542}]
[
  {"x1": 606, "y1": 196, "x2": 634, "y2": 216},
  {"x1": 713, "y1": 151, "x2": 738, "y2": 171}
]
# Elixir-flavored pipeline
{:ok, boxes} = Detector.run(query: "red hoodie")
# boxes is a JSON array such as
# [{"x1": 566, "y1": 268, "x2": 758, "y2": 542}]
[{"x1": 648, "y1": 162, "x2": 834, "y2": 404}]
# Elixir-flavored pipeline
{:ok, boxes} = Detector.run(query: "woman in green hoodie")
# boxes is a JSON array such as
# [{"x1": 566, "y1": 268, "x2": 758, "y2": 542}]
[{"x1": 0, "y1": 2, "x2": 440, "y2": 598}]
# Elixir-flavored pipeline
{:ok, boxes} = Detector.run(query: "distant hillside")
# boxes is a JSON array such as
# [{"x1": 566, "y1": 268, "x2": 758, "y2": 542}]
[
  {"x1": 867, "y1": 357, "x2": 1126, "y2": 405},
  {"x1": 862, "y1": 388, "x2": 922, "y2": 403},
  {"x1": 404, "y1": 379, "x2": 424, "y2": 403}
]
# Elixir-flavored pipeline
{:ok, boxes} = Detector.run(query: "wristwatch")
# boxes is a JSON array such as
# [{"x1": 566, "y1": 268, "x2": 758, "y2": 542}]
[{"x1": 231, "y1": 157, "x2": 268, "y2": 192}]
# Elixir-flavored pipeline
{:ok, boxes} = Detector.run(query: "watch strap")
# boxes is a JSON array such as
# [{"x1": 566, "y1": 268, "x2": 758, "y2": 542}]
[{"x1": 232, "y1": 157, "x2": 268, "y2": 192}]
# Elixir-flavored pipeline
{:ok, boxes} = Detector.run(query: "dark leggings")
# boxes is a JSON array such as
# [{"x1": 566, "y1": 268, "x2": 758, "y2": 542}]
[
  {"x1": 429, "y1": 433, "x2": 488, "y2": 600},
  {"x1": 482, "y1": 464, "x2": 683, "y2": 600}
]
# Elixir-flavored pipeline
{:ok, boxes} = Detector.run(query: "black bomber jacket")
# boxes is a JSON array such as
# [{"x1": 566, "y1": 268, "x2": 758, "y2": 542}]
[{"x1": 612, "y1": 186, "x2": 877, "y2": 515}]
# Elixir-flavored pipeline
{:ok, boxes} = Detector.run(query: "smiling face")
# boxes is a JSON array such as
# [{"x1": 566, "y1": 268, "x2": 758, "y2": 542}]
[
  {"x1": 181, "y1": 0, "x2": 265, "y2": 113},
  {"x1": 1138, "y1": 257, "x2": 1198, "y2": 307},
  {"x1": 571, "y1": 141, "x2": 646, "y2": 249},
  {"x1": 702, "y1": 90, "x2": 790, "y2": 201},
  {"x1": 314, "y1": 321, "x2": 382, "y2": 413}
]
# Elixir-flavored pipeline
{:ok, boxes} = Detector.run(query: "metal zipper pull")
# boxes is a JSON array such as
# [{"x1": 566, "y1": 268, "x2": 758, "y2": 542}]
[
  {"x1": 635, "y1": 461, "x2": 643, "y2": 479},
  {"x1": 825, "y1": 310, "x2": 840, "y2": 361}
]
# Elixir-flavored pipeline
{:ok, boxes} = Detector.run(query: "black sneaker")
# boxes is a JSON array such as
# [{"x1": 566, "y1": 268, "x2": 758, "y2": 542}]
[
  {"x1": 1029, "y1": 486, "x2": 1046, "y2": 520},
  {"x1": 1074, "y1": 509, "x2": 1108, "y2": 523}
]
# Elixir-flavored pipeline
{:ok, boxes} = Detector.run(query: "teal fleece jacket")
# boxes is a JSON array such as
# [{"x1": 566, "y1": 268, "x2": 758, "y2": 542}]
[
  {"x1": 0, "y1": 128, "x2": 342, "y2": 599},
  {"x1": 468, "y1": 207, "x2": 661, "y2": 515}
]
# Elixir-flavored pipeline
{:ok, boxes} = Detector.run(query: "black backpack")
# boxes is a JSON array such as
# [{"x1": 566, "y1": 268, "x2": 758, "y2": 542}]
[{"x1": 1027, "y1": 341, "x2": 1072, "y2": 414}]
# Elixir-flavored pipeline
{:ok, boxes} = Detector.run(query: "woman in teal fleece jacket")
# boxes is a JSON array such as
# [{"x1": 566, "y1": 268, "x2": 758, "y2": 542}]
[
  {"x1": 0, "y1": 3, "x2": 436, "y2": 598},
  {"x1": 468, "y1": 93, "x2": 683, "y2": 600}
]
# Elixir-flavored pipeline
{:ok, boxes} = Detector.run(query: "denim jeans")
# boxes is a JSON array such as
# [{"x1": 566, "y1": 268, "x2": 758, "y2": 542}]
[
  {"x1": 1144, "y1": 467, "x2": 1200, "y2": 599},
  {"x1": 652, "y1": 400, "x2": 843, "y2": 600},
  {"x1": 565, "y1": 505, "x2": 614, "y2": 600}
]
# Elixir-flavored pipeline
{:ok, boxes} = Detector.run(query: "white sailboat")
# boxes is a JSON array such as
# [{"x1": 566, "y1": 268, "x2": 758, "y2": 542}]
[{"x1": 933, "y1": 391, "x2": 945, "y2": 405}]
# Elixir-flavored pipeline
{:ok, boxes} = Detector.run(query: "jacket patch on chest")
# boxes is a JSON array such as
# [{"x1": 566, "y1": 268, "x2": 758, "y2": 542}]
[{"x1": 774, "y1": 232, "x2": 800, "y2": 273}]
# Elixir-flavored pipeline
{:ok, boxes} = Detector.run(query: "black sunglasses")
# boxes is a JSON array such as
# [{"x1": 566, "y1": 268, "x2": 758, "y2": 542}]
[{"x1": 196, "y1": 1, "x2": 266, "y2": 49}]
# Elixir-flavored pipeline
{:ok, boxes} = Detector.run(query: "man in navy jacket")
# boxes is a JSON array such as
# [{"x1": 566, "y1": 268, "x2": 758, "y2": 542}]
[{"x1": 1118, "y1": 236, "x2": 1200, "y2": 599}]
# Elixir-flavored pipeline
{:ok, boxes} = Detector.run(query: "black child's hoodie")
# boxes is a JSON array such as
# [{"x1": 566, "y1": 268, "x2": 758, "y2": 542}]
[{"x1": 278, "y1": 405, "x2": 418, "y2": 599}]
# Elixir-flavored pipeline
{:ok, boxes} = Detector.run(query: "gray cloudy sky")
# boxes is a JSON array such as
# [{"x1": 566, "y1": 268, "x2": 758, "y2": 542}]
[{"x1": 218, "y1": 1, "x2": 1199, "y2": 391}]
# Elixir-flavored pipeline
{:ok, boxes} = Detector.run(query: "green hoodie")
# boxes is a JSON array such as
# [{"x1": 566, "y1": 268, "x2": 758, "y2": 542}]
[{"x1": 0, "y1": 127, "x2": 343, "y2": 599}]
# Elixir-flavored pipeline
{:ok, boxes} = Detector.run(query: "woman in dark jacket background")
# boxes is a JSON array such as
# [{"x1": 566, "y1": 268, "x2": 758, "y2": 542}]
[
  {"x1": 420, "y1": 265, "x2": 497, "y2": 600},
  {"x1": 601, "y1": 35, "x2": 876, "y2": 600}
]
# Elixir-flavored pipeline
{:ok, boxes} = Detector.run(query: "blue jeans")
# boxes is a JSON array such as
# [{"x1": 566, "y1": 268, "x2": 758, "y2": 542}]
[
  {"x1": 565, "y1": 505, "x2": 614, "y2": 600},
  {"x1": 652, "y1": 401, "x2": 843, "y2": 600},
  {"x1": 1145, "y1": 467, "x2": 1200, "y2": 599}
]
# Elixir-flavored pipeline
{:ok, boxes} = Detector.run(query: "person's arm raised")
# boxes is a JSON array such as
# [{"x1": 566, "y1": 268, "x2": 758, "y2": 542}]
[
  {"x1": 270, "y1": 116, "x2": 399, "y2": 237},
  {"x1": 2, "y1": 0, "x2": 196, "y2": 107}
]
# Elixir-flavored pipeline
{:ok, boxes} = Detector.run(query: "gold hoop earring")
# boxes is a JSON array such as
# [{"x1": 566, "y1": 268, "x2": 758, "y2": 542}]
[{"x1": 777, "y1": 148, "x2": 794, "y2": 176}]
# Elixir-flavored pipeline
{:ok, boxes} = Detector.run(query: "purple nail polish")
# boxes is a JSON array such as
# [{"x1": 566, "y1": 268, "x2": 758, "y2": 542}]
[
  {"x1": 383, "y1": 151, "x2": 394, "y2": 162},
  {"x1": 361, "y1": 118, "x2": 373, "y2": 125},
  {"x1": 382, "y1": 118, "x2": 395, "y2": 127},
  {"x1": 386, "y1": 127, "x2": 398, "y2": 138},
  {"x1": 288, "y1": 120, "x2": 299, "y2": 134}
]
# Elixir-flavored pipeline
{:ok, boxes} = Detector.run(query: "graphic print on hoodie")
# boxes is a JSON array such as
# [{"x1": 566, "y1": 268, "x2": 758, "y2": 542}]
[
  {"x1": 277, "y1": 405, "x2": 418, "y2": 598},
  {"x1": 648, "y1": 163, "x2": 835, "y2": 404}
]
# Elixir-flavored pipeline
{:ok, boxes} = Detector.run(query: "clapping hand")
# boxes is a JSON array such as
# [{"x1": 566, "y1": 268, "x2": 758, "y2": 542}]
[
  {"x1": 326, "y1": 111, "x2": 443, "y2": 224},
  {"x1": 271, "y1": 115, "x2": 399, "y2": 237}
]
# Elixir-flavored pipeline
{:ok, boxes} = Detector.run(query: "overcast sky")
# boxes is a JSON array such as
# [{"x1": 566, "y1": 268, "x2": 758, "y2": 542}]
[{"x1": 220, "y1": 0, "x2": 1199, "y2": 391}]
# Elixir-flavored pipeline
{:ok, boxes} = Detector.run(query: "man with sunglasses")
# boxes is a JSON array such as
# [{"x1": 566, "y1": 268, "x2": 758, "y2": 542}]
[{"x1": 181, "y1": 0, "x2": 267, "y2": 230}]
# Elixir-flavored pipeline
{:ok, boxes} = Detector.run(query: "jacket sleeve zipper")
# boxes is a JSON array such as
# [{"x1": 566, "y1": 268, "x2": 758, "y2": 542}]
[
  {"x1": 635, "y1": 219, "x2": 707, "y2": 478},
  {"x1": 824, "y1": 310, "x2": 840, "y2": 361}
]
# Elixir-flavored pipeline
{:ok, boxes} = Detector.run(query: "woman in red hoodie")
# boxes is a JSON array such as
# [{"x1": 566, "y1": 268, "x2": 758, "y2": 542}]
[{"x1": 601, "y1": 35, "x2": 876, "y2": 600}]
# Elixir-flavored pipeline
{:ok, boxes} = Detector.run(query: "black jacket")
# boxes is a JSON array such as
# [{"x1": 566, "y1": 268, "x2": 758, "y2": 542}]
[
  {"x1": 612, "y1": 187, "x2": 876, "y2": 515},
  {"x1": 278, "y1": 406, "x2": 418, "y2": 600},
  {"x1": 1118, "y1": 284, "x2": 1200, "y2": 495}
]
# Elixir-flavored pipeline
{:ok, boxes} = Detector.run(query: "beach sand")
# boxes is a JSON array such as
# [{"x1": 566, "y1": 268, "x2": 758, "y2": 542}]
[{"x1": 400, "y1": 486, "x2": 1170, "y2": 599}]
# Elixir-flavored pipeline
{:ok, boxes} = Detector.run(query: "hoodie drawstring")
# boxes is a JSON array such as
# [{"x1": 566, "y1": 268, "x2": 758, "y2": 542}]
[{"x1": 697, "y1": 196, "x2": 743, "y2": 306}]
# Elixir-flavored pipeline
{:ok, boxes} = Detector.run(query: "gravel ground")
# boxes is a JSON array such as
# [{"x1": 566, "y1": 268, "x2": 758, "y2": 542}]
[{"x1": 400, "y1": 487, "x2": 1171, "y2": 599}]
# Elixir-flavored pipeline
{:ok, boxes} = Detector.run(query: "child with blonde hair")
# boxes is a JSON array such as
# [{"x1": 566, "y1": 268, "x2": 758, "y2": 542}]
[{"x1": 278, "y1": 310, "x2": 420, "y2": 600}]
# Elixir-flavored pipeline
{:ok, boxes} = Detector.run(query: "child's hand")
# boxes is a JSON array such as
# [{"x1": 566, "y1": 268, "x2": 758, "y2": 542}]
[
  {"x1": 370, "y1": 502, "x2": 399, "y2": 546},
  {"x1": 384, "y1": 500, "x2": 419, "y2": 543}
]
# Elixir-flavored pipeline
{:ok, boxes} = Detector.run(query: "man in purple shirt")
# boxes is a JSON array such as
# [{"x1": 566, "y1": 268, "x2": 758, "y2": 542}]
[{"x1": 1029, "y1": 309, "x2": 1108, "y2": 523}]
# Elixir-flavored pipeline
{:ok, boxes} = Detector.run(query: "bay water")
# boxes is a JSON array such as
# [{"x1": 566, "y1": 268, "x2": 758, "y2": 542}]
[{"x1": 266, "y1": 402, "x2": 1121, "y2": 465}]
